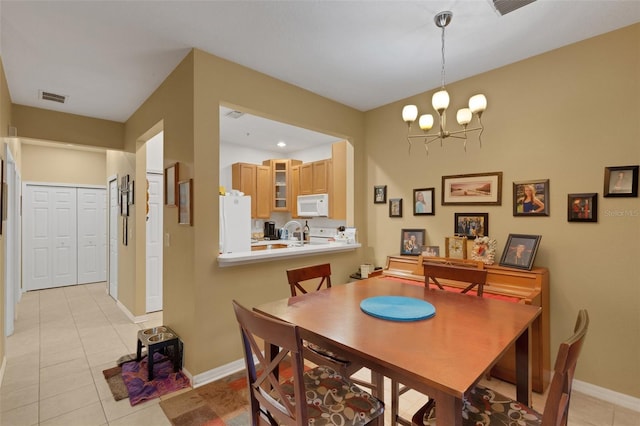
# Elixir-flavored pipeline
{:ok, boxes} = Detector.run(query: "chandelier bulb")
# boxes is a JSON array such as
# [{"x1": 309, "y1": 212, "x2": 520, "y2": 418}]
[
  {"x1": 419, "y1": 114, "x2": 434, "y2": 131},
  {"x1": 469, "y1": 94, "x2": 487, "y2": 114},
  {"x1": 402, "y1": 105, "x2": 418, "y2": 123},
  {"x1": 456, "y1": 108, "x2": 472, "y2": 126},
  {"x1": 432, "y1": 90, "x2": 450, "y2": 113}
]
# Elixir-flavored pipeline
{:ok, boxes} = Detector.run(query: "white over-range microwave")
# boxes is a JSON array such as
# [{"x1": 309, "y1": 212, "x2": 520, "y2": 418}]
[{"x1": 297, "y1": 194, "x2": 329, "y2": 217}]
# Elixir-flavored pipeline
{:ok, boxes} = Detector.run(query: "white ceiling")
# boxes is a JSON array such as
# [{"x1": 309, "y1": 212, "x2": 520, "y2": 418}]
[{"x1": 2, "y1": 0, "x2": 639, "y2": 152}]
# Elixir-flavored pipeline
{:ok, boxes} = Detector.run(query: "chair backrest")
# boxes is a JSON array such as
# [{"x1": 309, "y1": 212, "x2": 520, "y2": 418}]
[
  {"x1": 286, "y1": 263, "x2": 332, "y2": 297},
  {"x1": 423, "y1": 260, "x2": 488, "y2": 296},
  {"x1": 232, "y1": 300, "x2": 307, "y2": 425},
  {"x1": 542, "y1": 309, "x2": 589, "y2": 426}
]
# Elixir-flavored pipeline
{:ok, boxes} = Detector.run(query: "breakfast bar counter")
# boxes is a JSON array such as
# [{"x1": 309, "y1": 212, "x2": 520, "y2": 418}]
[{"x1": 217, "y1": 241, "x2": 361, "y2": 267}]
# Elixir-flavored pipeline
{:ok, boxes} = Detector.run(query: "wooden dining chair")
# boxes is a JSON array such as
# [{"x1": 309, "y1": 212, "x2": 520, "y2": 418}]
[
  {"x1": 392, "y1": 261, "x2": 488, "y2": 426},
  {"x1": 231, "y1": 300, "x2": 385, "y2": 426},
  {"x1": 285, "y1": 263, "x2": 379, "y2": 393},
  {"x1": 411, "y1": 309, "x2": 590, "y2": 426}
]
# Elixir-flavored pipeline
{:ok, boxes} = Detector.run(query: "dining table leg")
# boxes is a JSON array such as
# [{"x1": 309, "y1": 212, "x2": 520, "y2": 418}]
[
  {"x1": 434, "y1": 390, "x2": 463, "y2": 426},
  {"x1": 370, "y1": 370, "x2": 385, "y2": 401},
  {"x1": 515, "y1": 324, "x2": 532, "y2": 406}
]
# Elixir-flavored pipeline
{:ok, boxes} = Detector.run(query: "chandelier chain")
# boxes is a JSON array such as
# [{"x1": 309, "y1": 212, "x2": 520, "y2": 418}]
[{"x1": 440, "y1": 23, "x2": 446, "y2": 88}]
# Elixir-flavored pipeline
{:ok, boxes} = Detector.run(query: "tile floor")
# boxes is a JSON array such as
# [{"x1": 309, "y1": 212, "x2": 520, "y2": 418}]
[{"x1": 0, "y1": 282, "x2": 637, "y2": 425}]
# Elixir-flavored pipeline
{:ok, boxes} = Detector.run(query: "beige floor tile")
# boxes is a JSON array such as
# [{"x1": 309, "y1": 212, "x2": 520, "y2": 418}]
[
  {"x1": 100, "y1": 393, "x2": 159, "y2": 422},
  {"x1": 39, "y1": 401, "x2": 107, "y2": 426},
  {"x1": 40, "y1": 344, "x2": 86, "y2": 369},
  {"x1": 40, "y1": 368, "x2": 94, "y2": 400},
  {"x1": 39, "y1": 383, "x2": 100, "y2": 421},
  {"x1": 613, "y1": 405, "x2": 640, "y2": 426},
  {"x1": 107, "y1": 402, "x2": 171, "y2": 426},
  {"x1": 1, "y1": 362, "x2": 40, "y2": 391},
  {"x1": 40, "y1": 357, "x2": 90, "y2": 382},
  {"x1": 0, "y1": 401, "x2": 39, "y2": 426},
  {"x1": 0, "y1": 383, "x2": 39, "y2": 413},
  {"x1": 85, "y1": 344, "x2": 131, "y2": 367}
]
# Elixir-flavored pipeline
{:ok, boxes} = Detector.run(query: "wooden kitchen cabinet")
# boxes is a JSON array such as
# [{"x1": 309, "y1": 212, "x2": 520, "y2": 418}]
[
  {"x1": 263, "y1": 159, "x2": 301, "y2": 212},
  {"x1": 299, "y1": 160, "x2": 329, "y2": 195},
  {"x1": 290, "y1": 165, "x2": 300, "y2": 217},
  {"x1": 231, "y1": 162, "x2": 271, "y2": 219}
]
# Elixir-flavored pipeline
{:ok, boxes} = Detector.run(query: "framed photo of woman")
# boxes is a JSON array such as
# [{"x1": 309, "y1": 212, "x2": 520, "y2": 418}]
[
  {"x1": 413, "y1": 188, "x2": 435, "y2": 215},
  {"x1": 513, "y1": 179, "x2": 549, "y2": 216}
]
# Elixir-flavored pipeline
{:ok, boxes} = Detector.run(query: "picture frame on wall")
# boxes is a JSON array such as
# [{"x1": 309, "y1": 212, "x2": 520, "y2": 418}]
[
  {"x1": 445, "y1": 236, "x2": 467, "y2": 259},
  {"x1": 400, "y1": 229, "x2": 425, "y2": 256},
  {"x1": 513, "y1": 179, "x2": 549, "y2": 216},
  {"x1": 178, "y1": 179, "x2": 193, "y2": 225},
  {"x1": 603, "y1": 165, "x2": 638, "y2": 197},
  {"x1": 389, "y1": 198, "x2": 402, "y2": 217},
  {"x1": 454, "y1": 212, "x2": 488, "y2": 239},
  {"x1": 165, "y1": 162, "x2": 179, "y2": 206},
  {"x1": 413, "y1": 187, "x2": 435, "y2": 215},
  {"x1": 374, "y1": 185, "x2": 387, "y2": 204},
  {"x1": 567, "y1": 193, "x2": 598, "y2": 222},
  {"x1": 499, "y1": 234, "x2": 541, "y2": 270},
  {"x1": 442, "y1": 171, "x2": 502, "y2": 205}
]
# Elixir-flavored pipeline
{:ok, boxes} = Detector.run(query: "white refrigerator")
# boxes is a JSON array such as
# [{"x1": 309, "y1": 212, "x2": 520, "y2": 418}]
[{"x1": 219, "y1": 195, "x2": 251, "y2": 254}]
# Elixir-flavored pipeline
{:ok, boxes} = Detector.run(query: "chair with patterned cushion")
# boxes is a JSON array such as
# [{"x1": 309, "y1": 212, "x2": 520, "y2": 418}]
[
  {"x1": 231, "y1": 300, "x2": 385, "y2": 425},
  {"x1": 411, "y1": 309, "x2": 589, "y2": 426},
  {"x1": 391, "y1": 261, "x2": 488, "y2": 425},
  {"x1": 286, "y1": 263, "x2": 379, "y2": 393}
]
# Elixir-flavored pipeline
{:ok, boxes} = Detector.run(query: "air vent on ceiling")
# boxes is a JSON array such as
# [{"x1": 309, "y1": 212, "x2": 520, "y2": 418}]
[
  {"x1": 225, "y1": 110, "x2": 245, "y2": 119},
  {"x1": 39, "y1": 90, "x2": 68, "y2": 104},
  {"x1": 492, "y1": 0, "x2": 537, "y2": 16}
]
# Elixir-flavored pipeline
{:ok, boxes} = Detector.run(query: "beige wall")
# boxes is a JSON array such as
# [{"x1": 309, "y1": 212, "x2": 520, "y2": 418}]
[
  {"x1": 21, "y1": 143, "x2": 106, "y2": 185},
  {"x1": 12, "y1": 105, "x2": 124, "y2": 150},
  {"x1": 366, "y1": 24, "x2": 639, "y2": 397}
]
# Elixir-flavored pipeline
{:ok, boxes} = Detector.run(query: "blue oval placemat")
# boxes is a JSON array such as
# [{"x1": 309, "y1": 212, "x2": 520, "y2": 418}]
[{"x1": 360, "y1": 296, "x2": 436, "y2": 322}]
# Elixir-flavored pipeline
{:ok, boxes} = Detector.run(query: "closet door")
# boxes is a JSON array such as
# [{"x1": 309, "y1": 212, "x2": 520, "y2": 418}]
[
  {"x1": 24, "y1": 185, "x2": 78, "y2": 290},
  {"x1": 77, "y1": 188, "x2": 107, "y2": 284}
]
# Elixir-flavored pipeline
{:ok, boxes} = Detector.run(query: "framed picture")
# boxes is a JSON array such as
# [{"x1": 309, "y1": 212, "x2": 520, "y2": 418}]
[
  {"x1": 120, "y1": 174, "x2": 129, "y2": 216},
  {"x1": 568, "y1": 193, "x2": 598, "y2": 222},
  {"x1": 400, "y1": 229, "x2": 425, "y2": 256},
  {"x1": 442, "y1": 171, "x2": 502, "y2": 205},
  {"x1": 178, "y1": 179, "x2": 193, "y2": 225},
  {"x1": 603, "y1": 165, "x2": 638, "y2": 197},
  {"x1": 470, "y1": 237, "x2": 497, "y2": 265},
  {"x1": 499, "y1": 234, "x2": 541, "y2": 270},
  {"x1": 445, "y1": 236, "x2": 467, "y2": 259},
  {"x1": 513, "y1": 179, "x2": 549, "y2": 216},
  {"x1": 165, "y1": 162, "x2": 179, "y2": 206},
  {"x1": 122, "y1": 216, "x2": 128, "y2": 246},
  {"x1": 422, "y1": 245, "x2": 440, "y2": 257},
  {"x1": 389, "y1": 198, "x2": 402, "y2": 217},
  {"x1": 454, "y1": 212, "x2": 488, "y2": 239},
  {"x1": 413, "y1": 187, "x2": 435, "y2": 215},
  {"x1": 374, "y1": 185, "x2": 387, "y2": 204},
  {"x1": 127, "y1": 180, "x2": 135, "y2": 206}
]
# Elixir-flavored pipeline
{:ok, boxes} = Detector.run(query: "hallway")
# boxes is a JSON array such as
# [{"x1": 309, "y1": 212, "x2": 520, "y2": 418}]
[{"x1": 0, "y1": 283, "x2": 169, "y2": 425}]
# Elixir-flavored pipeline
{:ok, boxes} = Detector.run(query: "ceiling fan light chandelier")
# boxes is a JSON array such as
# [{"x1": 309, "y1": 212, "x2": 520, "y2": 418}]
[{"x1": 402, "y1": 11, "x2": 487, "y2": 155}]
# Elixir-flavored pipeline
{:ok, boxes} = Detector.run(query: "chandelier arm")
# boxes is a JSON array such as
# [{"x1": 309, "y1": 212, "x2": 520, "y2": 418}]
[{"x1": 406, "y1": 137, "x2": 412, "y2": 155}]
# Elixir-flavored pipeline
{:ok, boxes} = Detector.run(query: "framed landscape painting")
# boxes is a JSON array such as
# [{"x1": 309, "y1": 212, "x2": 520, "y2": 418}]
[{"x1": 442, "y1": 172, "x2": 502, "y2": 205}]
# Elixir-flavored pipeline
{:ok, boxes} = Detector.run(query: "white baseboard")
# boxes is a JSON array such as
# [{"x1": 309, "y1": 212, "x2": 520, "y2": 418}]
[
  {"x1": 0, "y1": 356, "x2": 6, "y2": 388},
  {"x1": 116, "y1": 301, "x2": 151, "y2": 324},
  {"x1": 573, "y1": 379, "x2": 640, "y2": 412},
  {"x1": 190, "y1": 358, "x2": 247, "y2": 388}
]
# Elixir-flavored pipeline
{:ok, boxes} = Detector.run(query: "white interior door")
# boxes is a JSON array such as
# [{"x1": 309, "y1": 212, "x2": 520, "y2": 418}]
[
  {"x1": 24, "y1": 185, "x2": 78, "y2": 290},
  {"x1": 146, "y1": 173, "x2": 163, "y2": 312},
  {"x1": 108, "y1": 178, "x2": 119, "y2": 299},
  {"x1": 77, "y1": 188, "x2": 107, "y2": 284}
]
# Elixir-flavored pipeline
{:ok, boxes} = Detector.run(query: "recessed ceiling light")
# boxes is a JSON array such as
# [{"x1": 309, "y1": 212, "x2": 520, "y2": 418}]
[{"x1": 277, "y1": 141, "x2": 286, "y2": 148}]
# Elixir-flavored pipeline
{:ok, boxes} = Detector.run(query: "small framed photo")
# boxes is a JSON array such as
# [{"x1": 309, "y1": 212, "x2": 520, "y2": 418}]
[
  {"x1": 513, "y1": 179, "x2": 549, "y2": 216},
  {"x1": 178, "y1": 179, "x2": 193, "y2": 225},
  {"x1": 165, "y1": 163, "x2": 179, "y2": 206},
  {"x1": 389, "y1": 198, "x2": 403, "y2": 217},
  {"x1": 499, "y1": 234, "x2": 541, "y2": 270},
  {"x1": 374, "y1": 185, "x2": 387, "y2": 204},
  {"x1": 568, "y1": 193, "x2": 598, "y2": 222},
  {"x1": 400, "y1": 229, "x2": 425, "y2": 256},
  {"x1": 470, "y1": 237, "x2": 497, "y2": 265},
  {"x1": 422, "y1": 245, "x2": 440, "y2": 257},
  {"x1": 603, "y1": 165, "x2": 638, "y2": 197},
  {"x1": 442, "y1": 171, "x2": 502, "y2": 205},
  {"x1": 413, "y1": 187, "x2": 435, "y2": 215},
  {"x1": 454, "y1": 212, "x2": 488, "y2": 239},
  {"x1": 445, "y1": 236, "x2": 467, "y2": 259}
]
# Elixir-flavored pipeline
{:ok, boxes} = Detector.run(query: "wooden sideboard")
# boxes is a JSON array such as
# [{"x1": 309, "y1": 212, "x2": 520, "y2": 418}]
[{"x1": 382, "y1": 255, "x2": 550, "y2": 393}]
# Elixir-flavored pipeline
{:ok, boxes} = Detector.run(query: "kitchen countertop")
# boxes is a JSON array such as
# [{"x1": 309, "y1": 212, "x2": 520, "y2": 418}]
[{"x1": 217, "y1": 240, "x2": 361, "y2": 267}]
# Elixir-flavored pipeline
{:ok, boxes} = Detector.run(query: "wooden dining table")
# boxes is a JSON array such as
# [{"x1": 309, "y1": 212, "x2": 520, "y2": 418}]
[{"x1": 254, "y1": 277, "x2": 542, "y2": 426}]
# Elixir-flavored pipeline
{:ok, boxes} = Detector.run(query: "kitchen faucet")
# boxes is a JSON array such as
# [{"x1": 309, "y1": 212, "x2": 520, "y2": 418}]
[{"x1": 282, "y1": 220, "x2": 303, "y2": 246}]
